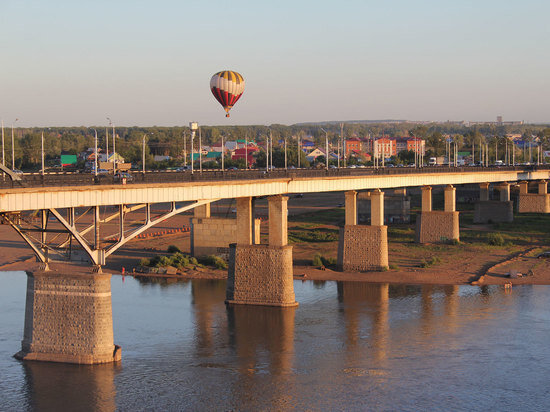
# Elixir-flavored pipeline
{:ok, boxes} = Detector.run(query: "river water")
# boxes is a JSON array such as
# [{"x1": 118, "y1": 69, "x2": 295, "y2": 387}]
[{"x1": 1, "y1": 271, "x2": 550, "y2": 411}]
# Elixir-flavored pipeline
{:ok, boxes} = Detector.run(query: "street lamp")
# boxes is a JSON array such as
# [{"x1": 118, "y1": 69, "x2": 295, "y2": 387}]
[
  {"x1": 11, "y1": 118, "x2": 18, "y2": 170},
  {"x1": 320, "y1": 127, "x2": 329, "y2": 171},
  {"x1": 1, "y1": 119, "x2": 4, "y2": 167},
  {"x1": 189, "y1": 122, "x2": 198, "y2": 174},
  {"x1": 107, "y1": 118, "x2": 115, "y2": 174},
  {"x1": 142, "y1": 133, "x2": 150, "y2": 174},
  {"x1": 89, "y1": 128, "x2": 98, "y2": 176}
]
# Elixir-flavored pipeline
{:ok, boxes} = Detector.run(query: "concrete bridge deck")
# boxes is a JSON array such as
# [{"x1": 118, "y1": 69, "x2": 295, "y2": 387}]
[{"x1": 1, "y1": 166, "x2": 549, "y2": 212}]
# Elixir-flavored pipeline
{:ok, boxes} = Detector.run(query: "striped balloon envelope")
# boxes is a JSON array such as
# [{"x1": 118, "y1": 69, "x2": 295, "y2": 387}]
[{"x1": 210, "y1": 70, "x2": 245, "y2": 117}]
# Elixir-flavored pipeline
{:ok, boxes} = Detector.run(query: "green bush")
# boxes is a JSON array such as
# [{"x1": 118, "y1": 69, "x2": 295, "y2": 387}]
[
  {"x1": 487, "y1": 232, "x2": 505, "y2": 246},
  {"x1": 198, "y1": 255, "x2": 228, "y2": 270},
  {"x1": 420, "y1": 256, "x2": 441, "y2": 268},
  {"x1": 389, "y1": 263, "x2": 399, "y2": 270},
  {"x1": 311, "y1": 253, "x2": 336, "y2": 267},
  {"x1": 138, "y1": 258, "x2": 150, "y2": 267},
  {"x1": 167, "y1": 245, "x2": 182, "y2": 253}
]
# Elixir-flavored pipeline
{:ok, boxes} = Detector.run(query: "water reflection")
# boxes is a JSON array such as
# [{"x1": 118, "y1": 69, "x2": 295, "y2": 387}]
[
  {"x1": 22, "y1": 361, "x2": 120, "y2": 412},
  {"x1": 227, "y1": 304, "x2": 297, "y2": 409},
  {"x1": 191, "y1": 279, "x2": 228, "y2": 357}
]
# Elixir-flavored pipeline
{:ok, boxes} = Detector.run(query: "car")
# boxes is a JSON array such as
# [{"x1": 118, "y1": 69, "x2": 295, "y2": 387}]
[
  {"x1": 12, "y1": 169, "x2": 23, "y2": 175},
  {"x1": 114, "y1": 172, "x2": 134, "y2": 182},
  {"x1": 176, "y1": 166, "x2": 190, "y2": 171},
  {"x1": 227, "y1": 166, "x2": 239, "y2": 171}
]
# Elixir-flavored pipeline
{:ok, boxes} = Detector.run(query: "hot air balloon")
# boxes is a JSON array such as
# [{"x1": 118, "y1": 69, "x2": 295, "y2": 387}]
[{"x1": 210, "y1": 70, "x2": 245, "y2": 117}]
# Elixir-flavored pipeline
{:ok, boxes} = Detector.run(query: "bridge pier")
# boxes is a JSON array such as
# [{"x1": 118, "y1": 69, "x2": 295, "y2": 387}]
[
  {"x1": 15, "y1": 270, "x2": 121, "y2": 364},
  {"x1": 191, "y1": 201, "x2": 260, "y2": 258},
  {"x1": 416, "y1": 185, "x2": 459, "y2": 243},
  {"x1": 337, "y1": 189, "x2": 389, "y2": 271},
  {"x1": 474, "y1": 182, "x2": 513, "y2": 223},
  {"x1": 518, "y1": 180, "x2": 550, "y2": 213},
  {"x1": 226, "y1": 195, "x2": 297, "y2": 307}
]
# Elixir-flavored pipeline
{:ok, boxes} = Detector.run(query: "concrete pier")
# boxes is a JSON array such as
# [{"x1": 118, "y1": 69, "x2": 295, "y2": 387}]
[
  {"x1": 226, "y1": 195, "x2": 297, "y2": 307},
  {"x1": 338, "y1": 189, "x2": 389, "y2": 271},
  {"x1": 416, "y1": 185, "x2": 459, "y2": 243},
  {"x1": 15, "y1": 270, "x2": 121, "y2": 364},
  {"x1": 191, "y1": 201, "x2": 260, "y2": 258},
  {"x1": 518, "y1": 180, "x2": 550, "y2": 213},
  {"x1": 474, "y1": 182, "x2": 513, "y2": 223}
]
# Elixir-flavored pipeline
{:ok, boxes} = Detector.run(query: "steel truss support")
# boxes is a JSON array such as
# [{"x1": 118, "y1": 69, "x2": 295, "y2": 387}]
[{"x1": 1, "y1": 199, "x2": 217, "y2": 268}]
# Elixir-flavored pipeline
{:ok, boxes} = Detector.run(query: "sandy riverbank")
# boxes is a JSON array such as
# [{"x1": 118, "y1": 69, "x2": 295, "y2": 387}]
[{"x1": 2, "y1": 217, "x2": 550, "y2": 287}]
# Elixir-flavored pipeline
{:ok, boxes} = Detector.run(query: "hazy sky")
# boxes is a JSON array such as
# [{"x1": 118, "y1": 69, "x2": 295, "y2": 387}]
[{"x1": 1, "y1": 0, "x2": 548, "y2": 127}]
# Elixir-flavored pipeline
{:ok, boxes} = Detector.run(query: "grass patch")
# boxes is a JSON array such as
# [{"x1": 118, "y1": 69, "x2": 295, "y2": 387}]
[
  {"x1": 419, "y1": 256, "x2": 441, "y2": 268},
  {"x1": 197, "y1": 255, "x2": 228, "y2": 270},
  {"x1": 289, "y1": 208, "x2": 345, "y2": 225},
  {"x1": 288, "y1": 227, "x2": 339, "y2": 243}
]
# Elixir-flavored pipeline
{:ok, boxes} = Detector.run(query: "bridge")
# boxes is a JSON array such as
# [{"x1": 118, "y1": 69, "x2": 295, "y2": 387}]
[{"x1": 5, "y1": 165, "x2": 550, "y2": 364}]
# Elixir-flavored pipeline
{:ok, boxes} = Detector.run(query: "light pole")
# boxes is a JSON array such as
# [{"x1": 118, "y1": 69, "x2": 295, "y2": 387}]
[
  {"x1": 199, "y1": 126, "x2": 202, "y2": 173},
  {"x1": 189, "y1": 122, "x2": 198, "y2": 174},
  {"x1": 142, "y1": 133, "x2": 148, "y2": 174},
  {"x1": 1, "y1": 119, "x2": 4, "y2": 166},
  {"x1": 320, "y1": 127, "x2": 329, "y2": 171},
  {"x1": 11, "y1": 118, "x2": 18, "y2": 170},
  {"x1": 89, "y1": 128, "x2": 98, "y2": 176},
  {"x1": 284, "y1": 137, "x2": 287, "y2": 170},
  {"x1": 107, "y1": 118, "x2": 115, "y2": 174}
]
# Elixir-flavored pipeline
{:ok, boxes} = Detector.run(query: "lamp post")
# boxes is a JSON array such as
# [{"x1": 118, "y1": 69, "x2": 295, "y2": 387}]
[
  {"x1": 1, "y1": 119, "x2": 4, "y2": 166},
  {"x1": 107, "y1": 118, "x2": 115, "y2": 174},
  {"x1": 142, "y1": 133, "x2": 149, "y2": 174},
  {"x1": 320, "y1": 127, "x2": 329, "y2": 171},
  {"x1": 11, "y1": 118, "x2": 18, "y2": 170},
  {"x1": 199, "y1": 126, "x2": 202, "y2": 173},
  {"x1": 189, "y1": 122, "x2": 198, "y2": 174},
  {"x1": 89, "y1": 128, "x2": 98, "y2": 176}
]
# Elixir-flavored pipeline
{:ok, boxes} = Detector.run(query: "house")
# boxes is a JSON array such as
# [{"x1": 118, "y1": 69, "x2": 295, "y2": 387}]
[
  {"x1": 306, "y1": 148, "x2": 327, "y2": 162},
  {"x1": 345, "y1": 138, "x2": 362, "y2": 157},
  {"x1": 232, "y1": 146, "x2": 258, "y2": 166},
  {"x1": 301, "y1": 139, "x2": 315, "y2": 152},
  {"x1": 373, "y1": 138, "x2": 396, "y2": 159},
  {"x1": 153, "y1": 155, "x2": 171, "y2": 162}
]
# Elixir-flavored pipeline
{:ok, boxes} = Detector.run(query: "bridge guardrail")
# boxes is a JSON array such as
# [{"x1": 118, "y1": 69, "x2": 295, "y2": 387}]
[{"x1": 0, "y1": 165, "x2": 546, "y2": 190}]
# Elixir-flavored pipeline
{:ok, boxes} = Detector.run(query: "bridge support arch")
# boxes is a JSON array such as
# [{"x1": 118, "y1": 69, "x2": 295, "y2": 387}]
[
  {"x1": 416, "y1": 185, "x2": 459, "y2": 244},
  {"x1": 337, "y1": 189, "x2": 389, "y2": 271},
  {"x1": 226, "y1": 195, "x2": 297, "y2": 307},
  {"x1": 15, "y1": 269, "x2": 121, "y2": 364}
]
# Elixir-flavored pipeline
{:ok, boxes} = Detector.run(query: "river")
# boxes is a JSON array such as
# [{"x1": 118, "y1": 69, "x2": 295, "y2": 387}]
[{"x1": 1, "y1": 271, "x2": 549, "y2": 411}]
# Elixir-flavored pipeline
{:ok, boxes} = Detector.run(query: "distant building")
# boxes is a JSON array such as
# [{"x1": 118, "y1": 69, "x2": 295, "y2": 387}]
[
  {"x1": 345, "y1": 138, "x2": 362, "y2": 157},
  {"x1": 373, "y1": 138, "x2": 396, "y2": 159}
]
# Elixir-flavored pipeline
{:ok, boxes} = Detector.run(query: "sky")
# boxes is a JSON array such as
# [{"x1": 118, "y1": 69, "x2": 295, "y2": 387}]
[{"x1": 0, "y1": 0, "x2": 549, "y2": 127}]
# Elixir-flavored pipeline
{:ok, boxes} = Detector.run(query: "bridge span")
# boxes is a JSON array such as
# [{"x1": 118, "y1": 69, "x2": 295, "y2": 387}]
[{"x1": 6, "y1": 165, "x2": 550, "y2": 365}]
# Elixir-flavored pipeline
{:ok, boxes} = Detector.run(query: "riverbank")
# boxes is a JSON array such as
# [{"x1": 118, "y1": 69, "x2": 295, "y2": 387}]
[{"x1": 2, "y1": 198, "x2": 550, "y2": 286}]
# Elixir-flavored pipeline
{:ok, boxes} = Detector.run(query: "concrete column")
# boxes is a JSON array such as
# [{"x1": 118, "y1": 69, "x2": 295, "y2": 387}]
[
  {"x1": 499, "y1": 183, "x2": 511, "y2": 202},
  {"x1": 479, "y1": 182, "x2": 490, "y2": 201},
  {"x1": 519, "y1": 181, "x2": 529, "y2": 194},
  {"x1": 194, "y1": 203, "x2": 211, "y2": 218},
  {"x1": 538, "y1": 180, "x2": 547, "y2": 195},
  {"x1": 15, "y1": 270, "x2": 121, "y2": 364},
  {"x1": 421, "y1": 186, "x2": 432, "y2": 212},
  {"x1": 444, "y1": 185, "x2": 456, "y2": 212},
  {"x1": 394, "y1": 188, "x2": 407, "y2": 196},
  {"x1": 268, "y1": 195, "x2": 288, "y2": 247},
  {"x1": 345, "y1": 191, "x2": 357, "y2": 226},
  {"x1": 370, "y1": 189, "x2": 384, "y2": 226},
  {"x1": 236, "y1": 197, "x2": 253, "y2": 245}
]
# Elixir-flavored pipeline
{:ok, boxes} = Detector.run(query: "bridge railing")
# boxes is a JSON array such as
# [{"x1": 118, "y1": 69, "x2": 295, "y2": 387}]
[{"x1": 0, "y1": 165, "x2": 544, "y2": 190}]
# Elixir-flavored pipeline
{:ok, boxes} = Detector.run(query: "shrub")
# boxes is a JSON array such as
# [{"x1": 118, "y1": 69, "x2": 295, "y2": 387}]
[
  {"x1": 420, "y1": 256, "x2": 440, "y2": 268},
  {"x1": 167, "y1": 245, "x2": 182, "y2": 253},
  {"x1": 138, "y1": 258, "x2": 150, "y2": 267},
  {"x1": 311, "y1": 253, "x2": 337, "y2": 267},
  {"x1": 198, "y1": 255, "x2": 228, "y2": 270},
  {"x1": 487, "y1": 232, "x2": 505, "y2": 246},
  {"x1": 389, "y1": 263, "x2": 399, "y2": 270}
]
